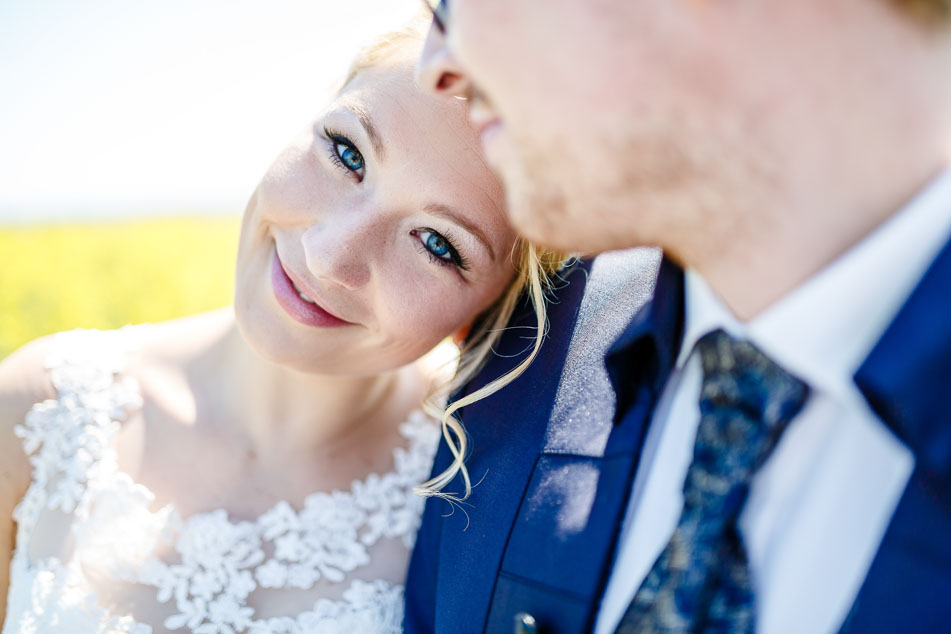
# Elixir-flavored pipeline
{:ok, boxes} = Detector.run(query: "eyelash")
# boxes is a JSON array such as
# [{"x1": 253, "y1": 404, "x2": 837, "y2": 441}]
[
  {"x1": 413, "y1": 228, "x2": 471, "y2": 272},
  {"x1": 324, "y1": 127, "x2": 364, "y2": 181},
  {"x1": 322, "y1": 126, "x2": 469, "y2": 273}
]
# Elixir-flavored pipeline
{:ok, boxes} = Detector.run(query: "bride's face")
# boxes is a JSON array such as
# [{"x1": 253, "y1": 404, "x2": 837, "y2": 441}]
[{"x1": 234, "y1": 58, "x2": 518, "y2": 375}]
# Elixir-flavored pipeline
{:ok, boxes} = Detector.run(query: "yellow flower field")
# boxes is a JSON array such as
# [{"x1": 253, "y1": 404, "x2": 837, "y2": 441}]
[{"x1": 0, "y1": 216, "x2": 241, "y2": 361}]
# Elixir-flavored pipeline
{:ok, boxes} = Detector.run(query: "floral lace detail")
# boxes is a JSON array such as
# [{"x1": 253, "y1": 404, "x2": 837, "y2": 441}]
[
  {"x1": 126, "y1": 412, "x2": 436, "y2": 633},
  {"x1": 13, "y1": 328, "x2": 143, "y2": 527},
  {"x1": 5, "y1": 328, "x2": 440, "y2": 634},
  {"x1": 247, "y1": 581, "x2": 403, "y2": 634},
  {"x1": 5, "y1": 558, "x2": 152, "y2": 634}
]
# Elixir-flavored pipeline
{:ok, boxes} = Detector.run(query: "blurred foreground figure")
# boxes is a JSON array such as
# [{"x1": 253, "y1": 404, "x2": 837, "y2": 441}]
[{"x1": 410, "y1": 0, "x2": 951, "y2": 632}]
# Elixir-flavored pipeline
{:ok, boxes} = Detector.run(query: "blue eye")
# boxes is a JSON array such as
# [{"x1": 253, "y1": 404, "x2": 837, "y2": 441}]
[
  {"x1": 426, "y1": 232, "x2": 449, "y2": 257},
  {"x1": 414, "y1": 228, "x2": 469, "y2": 271},
  {"x1": 336, "y1": 141, "x2": 364, "y2": 172},
  {"x1": 324, "y1": 128, "x2": 365, "y2": 179}
]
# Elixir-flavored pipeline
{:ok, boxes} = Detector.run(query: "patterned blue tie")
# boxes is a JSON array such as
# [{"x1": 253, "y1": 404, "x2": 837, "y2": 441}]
[{"x1": 615, "y1": 329, "x2": 809, "y2": 633}]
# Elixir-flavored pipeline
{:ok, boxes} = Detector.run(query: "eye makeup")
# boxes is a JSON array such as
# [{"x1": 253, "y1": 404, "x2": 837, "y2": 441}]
[
  {"x1": 315, "y1": 113, "x2": 477, "y2": 276},
  {"x1": 324, "y1": 127, "x2": 365, "y2": 181},
  {"x1": 412, "y1": 228, "x2": 471, "y2": 271}
]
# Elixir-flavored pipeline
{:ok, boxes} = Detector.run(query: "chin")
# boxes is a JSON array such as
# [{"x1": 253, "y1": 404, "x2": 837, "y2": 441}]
[
  {"x1": 504, "y1": 189, "x2": 594, "y2": 253},
  {"x1": 499, "y1": 163, "x2": 589, "y2": 253},
  {"x1": 232, "y1": 287, "x2": 298, "y2": 364},
  {"x1": 506, "y1": 172, "x2": 666, "y2": 255},
  {"x1": 521, "y1": 224, "x2": 632, "y2": 255},
  {"x1": 234, "y1": 301, "x2": 406, "y2": 377},
  {"x1": 233, "y1": 260, "x2": 320, "y2": 373},
  {"x1": 234, "y1": 297, "x2": 290, "y2": 365},
  {"x1": 237, "y1": 318, "x2": 334, "y2": 374}
]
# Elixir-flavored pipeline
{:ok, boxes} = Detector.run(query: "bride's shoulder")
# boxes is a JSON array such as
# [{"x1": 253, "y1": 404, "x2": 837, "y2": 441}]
[
  {"x1": 0, "y1": 334, "x2": 59, "y2": 421},
  {"x1": 127, "y1": 308, "x2": 232, "y2": 365},
  {"x1": 1, "y1": 323, "x2": 150, "y2": 406},
  {"x1": 0, "y1": 334, "x2": 59, "y2": 499},
  {"x1": 126, "y1": 309, "x2": 233, "y2": 394},
  {"x1": 0, "y1": 324, "x2": 142, "y2": 428},
  {"x1": 0, "y1": 309, "x2": 232, "y2": 430},
  {"x1": 0, "y1": 310, "x2": 232, "y2": 493}
]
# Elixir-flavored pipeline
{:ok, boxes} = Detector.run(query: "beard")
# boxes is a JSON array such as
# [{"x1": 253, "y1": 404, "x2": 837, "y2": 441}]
[{"x1": 494, "y1": 109, "x2": 773, "y2": 264}]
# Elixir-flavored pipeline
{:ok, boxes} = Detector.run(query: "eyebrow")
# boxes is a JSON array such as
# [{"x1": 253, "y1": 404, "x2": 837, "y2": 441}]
[
  {"x1": 424, "y1": 202, "x2": 498, "y2": 262},
  {"x1": 344, "y1": 102, "x2": 386, "y2": 163}
]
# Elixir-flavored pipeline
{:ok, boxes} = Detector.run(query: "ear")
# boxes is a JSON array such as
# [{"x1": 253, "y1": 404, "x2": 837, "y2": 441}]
[{"x1": 451, "y1": 322, "x2": 472, "y2": 347}]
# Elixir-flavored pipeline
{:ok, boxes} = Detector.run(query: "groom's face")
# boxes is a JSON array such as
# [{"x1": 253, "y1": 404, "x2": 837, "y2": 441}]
[{"x1": 416, "y1": 1, "x2": 804, "y2": 256}]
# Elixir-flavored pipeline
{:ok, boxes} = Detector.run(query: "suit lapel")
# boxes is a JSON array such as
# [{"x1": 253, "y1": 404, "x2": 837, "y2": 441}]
[
  {"x1": 846, "y1": 236, "x2": 951, "y2": 632},
  {"x1": 855, "y1": 235, "x2": 951, "y2": 495},
  {"x1": 485, "y1": 257, "x2": 684, "y2": 633},
  {"x1": 431, "y1": 259, "x2": 595, "y2": 632}
]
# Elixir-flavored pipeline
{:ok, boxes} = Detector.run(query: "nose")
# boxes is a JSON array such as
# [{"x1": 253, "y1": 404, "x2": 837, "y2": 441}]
[
  {"x1": 415, "y1": 26, "x2": 472, "y2": 99},
  {"x1": 299, "y1": 215, "x2": 373, "y2": 291}
]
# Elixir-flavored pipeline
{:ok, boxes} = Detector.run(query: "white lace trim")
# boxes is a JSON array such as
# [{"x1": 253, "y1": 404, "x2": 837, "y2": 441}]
[
  {"x1": 14, "y1": 328, "x2": 143, "y2": 529},
  {"x1": 8, "y1": 328, "x2": 440, "y2": 633}
]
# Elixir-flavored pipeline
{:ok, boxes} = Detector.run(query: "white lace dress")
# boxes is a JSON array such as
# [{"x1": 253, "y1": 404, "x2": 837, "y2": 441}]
[{"x1": 3, "y1": 329, "x2": 440, "y2": 634}]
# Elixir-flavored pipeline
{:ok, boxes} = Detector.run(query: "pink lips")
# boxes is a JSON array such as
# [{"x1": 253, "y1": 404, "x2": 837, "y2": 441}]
[{"x1": 271, "y1": 251, "x2": 351, "y2": 328}]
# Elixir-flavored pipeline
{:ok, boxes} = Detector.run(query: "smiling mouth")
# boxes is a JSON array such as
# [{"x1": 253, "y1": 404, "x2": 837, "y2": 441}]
[
  {"x1": 290, "y1": 278, "x2": 318, "y2": 305},
  {"x1": 270, "y1": 251, "x2": 352, "y2": 329}
]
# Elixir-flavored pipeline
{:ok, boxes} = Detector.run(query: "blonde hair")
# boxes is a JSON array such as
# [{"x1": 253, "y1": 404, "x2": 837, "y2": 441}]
[
  {"x1": 342, "y1": 15, "x2": 433, "y2": 89},
  {"x1": 417, "y1": 241, "x2": 568, "y2": 502},
  {"x1": 345, "y1": 23, "x2": 571, "y2": 502}
]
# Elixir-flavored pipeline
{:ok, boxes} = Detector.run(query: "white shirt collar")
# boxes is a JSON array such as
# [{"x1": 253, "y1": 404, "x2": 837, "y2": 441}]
[
  {"x1": 676, "y1": 269, "x2": 744, "y2": 369},
  {"x1": 677, "y1": 168, "x2": 951, "y2": 399}
]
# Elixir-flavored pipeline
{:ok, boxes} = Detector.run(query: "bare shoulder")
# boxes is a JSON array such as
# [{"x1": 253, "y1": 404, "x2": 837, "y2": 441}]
[
  {"x1": 102, "y1": 310, "x2": 235, "y2": 452},
  {"x1": 124, "y1": 309, "x2": 234, "y2": 391},
  {"x1": 0, "y1": 334, "x2": 58, "y2": 405},
  {"x1": 0, "y1": 335, "x2": 58, "y2": 496},
  {"x1": 0, "y1": 315, "x2": 233, "y2": 624},
  {"x1": 133, "y1": 308, "x2": 234, "y2": 363},
  {"x1": 0, "y1": 336, "x2": 59, "y2": 623},
  {"x1": 0, "y1": 310, "x2": 233, "y2": 484}
]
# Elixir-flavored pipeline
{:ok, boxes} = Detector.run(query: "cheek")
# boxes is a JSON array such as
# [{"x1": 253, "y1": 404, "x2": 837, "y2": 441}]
[
  {"x1": 377, "y1": 279, "x2": 470, "y2": 351},
  {"x1": 234, "y1": 192, "x2": 272, "y2": 302},
  {"x1": 374, "y1": 265, "x2": 511, "y2": 359},
  {"x1": 256, "y1": 144, "x2": 329, "y2": 225}
]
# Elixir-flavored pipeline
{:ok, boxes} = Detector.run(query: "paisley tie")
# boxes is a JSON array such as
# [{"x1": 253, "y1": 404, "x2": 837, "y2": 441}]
[{"x1": 615, "y1": 329, "x2": 809, "y2": 633}]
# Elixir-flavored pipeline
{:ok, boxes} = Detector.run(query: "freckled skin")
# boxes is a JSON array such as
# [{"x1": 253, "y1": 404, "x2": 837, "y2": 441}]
[
  {"x1": 235, "y1": 59, "x2": 518, "y2": 376},
  {"x1": 0, "y1": 52, "x2": 523, "y2": 625}
]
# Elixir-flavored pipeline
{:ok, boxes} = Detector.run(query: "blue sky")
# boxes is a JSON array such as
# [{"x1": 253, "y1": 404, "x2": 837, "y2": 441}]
[{"x1": 0, "y1": 0, "x2": 418, "y2": 222}]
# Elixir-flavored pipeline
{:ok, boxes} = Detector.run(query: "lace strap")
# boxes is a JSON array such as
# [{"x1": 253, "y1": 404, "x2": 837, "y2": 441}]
[{"x1": 12, "y1": 328, "x2": 143, "y2": 530}]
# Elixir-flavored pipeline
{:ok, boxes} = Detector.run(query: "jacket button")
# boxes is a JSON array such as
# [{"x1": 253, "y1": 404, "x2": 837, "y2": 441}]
[{"x1": 514, "y1": 612, "x2": 538, "y2": 634}]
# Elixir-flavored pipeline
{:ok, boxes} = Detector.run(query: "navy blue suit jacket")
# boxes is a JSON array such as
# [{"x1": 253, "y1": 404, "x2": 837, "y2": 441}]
[
  {"x1": 404, "y1": 237, "x2": 951, "y2": 633},
  {"x1": 843, "y1": 234, "x2": 951, "y2": 632},
  {"x1": 403, "y1": 249, "x2": 674, "y2": 633}
]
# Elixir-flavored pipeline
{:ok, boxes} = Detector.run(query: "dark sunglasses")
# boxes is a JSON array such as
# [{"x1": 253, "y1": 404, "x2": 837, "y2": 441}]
[{"x1": 422, "y1": 0, "x2": 449, "y2": 34}]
